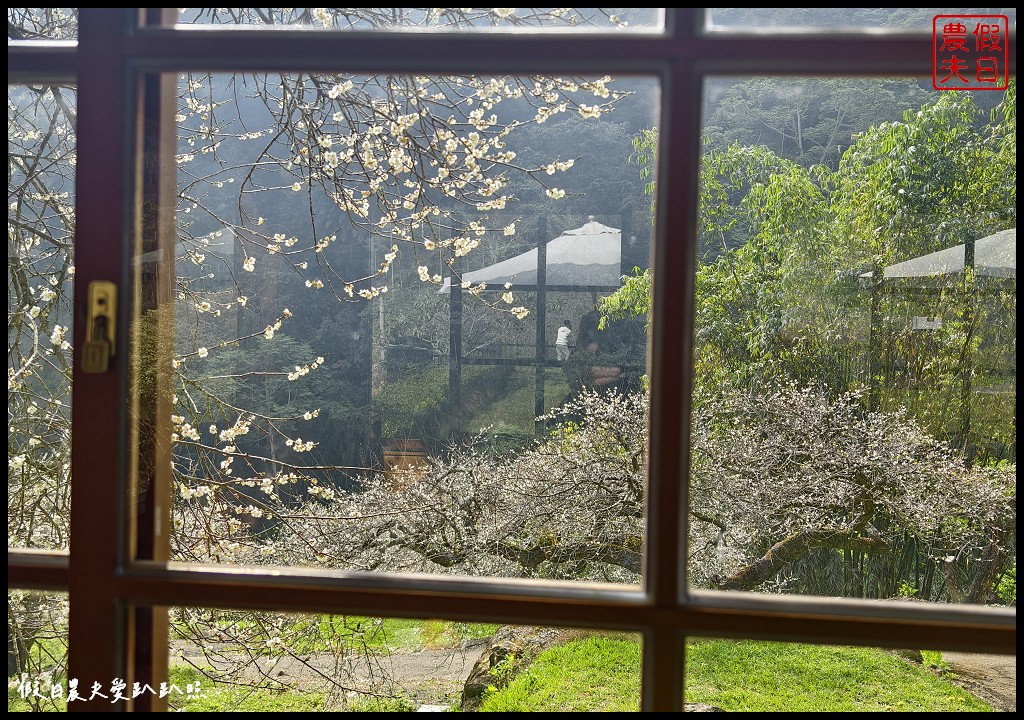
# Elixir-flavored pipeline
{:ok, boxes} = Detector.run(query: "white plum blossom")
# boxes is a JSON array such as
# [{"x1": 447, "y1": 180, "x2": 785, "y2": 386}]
[
  {"x1": 49, "y1": 325, "x2": 69, "y2": 349},
  {"x1": 327, "y1": 80, "x2": 353, "y2": 98}
]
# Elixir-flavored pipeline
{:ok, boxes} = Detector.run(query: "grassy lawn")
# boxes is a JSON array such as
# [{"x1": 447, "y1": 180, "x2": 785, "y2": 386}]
[
  {"x1": 479, "y1": 635, "x2": 995, "y2": 713},
  {"x1": 8, "y1": 625, "x2": 998, "y2": 712}
]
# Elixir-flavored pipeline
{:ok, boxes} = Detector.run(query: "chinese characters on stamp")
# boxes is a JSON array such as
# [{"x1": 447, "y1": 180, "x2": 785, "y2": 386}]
[{"x1": 933, "y1": 14, "x2": 1009, "y2": 90}]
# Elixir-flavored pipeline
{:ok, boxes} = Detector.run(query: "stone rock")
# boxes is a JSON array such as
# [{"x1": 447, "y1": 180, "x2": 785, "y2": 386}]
[
  {"x1": 894, "y1": 648, "x2": 924, "y2": 663},
  {"x1": 460, "y1": 625, "x2": 575, "y2": 712}
]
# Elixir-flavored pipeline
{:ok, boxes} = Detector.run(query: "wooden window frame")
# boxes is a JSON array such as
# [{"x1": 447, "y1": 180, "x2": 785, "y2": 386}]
[{"x1": 8, "y1": 7, "x2": 1016, "y2": 712}]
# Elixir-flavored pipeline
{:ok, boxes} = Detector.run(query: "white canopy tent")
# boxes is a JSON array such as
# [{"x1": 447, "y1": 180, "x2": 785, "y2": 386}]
[
  {"x1": 440, "y1": 218, "x2": 621, "y2": 292},
  {"x1": 860, "y1": 228, "x2": 1016, "y2": 281},
  {"x1": 442, "y1": 216, "x2": 629, "y2": 436},
  {"x1": 860, "y1": 228, "x2": 1016, "y2": 463}
]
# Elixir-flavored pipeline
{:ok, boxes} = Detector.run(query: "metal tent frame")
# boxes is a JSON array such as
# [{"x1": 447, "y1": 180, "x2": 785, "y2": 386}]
[
  {"x1": 862, "y1": 227, "x2": 1016, "y2": 463},
  {"x1": 442, "y1": 213, "x2": 644, "y2": 434}
]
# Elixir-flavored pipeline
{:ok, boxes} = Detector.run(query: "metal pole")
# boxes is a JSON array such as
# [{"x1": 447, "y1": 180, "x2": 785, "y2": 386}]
[
  {"x1": 868, "y1": 268, "x2": 882, "y2": 413},
  {"x1": 534, "y1": 216, "x2": 548, "y2": 432},
  {"x1": 449, "y1": 282, "x2": 462, "y2": 439},
  {"x1": 959, "y1": 235, "x2": 976, "y2": 465}
]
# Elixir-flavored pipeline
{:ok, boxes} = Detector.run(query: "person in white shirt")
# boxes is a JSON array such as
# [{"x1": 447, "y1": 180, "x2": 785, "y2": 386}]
[{"x1": 555, "y1": 320, "x2": 573, "y2": 362}]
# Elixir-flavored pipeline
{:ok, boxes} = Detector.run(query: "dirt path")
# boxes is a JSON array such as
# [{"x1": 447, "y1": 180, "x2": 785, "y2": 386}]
[
  {"x1": 329, "y1": 645, "x2": 480, "y2": 708},
  {"x1": 174, "y1": 642, "x2": 482, "y2": 709},
  {"x1": 940, "y1": 652, "x2": 1016, "y2": 712}
]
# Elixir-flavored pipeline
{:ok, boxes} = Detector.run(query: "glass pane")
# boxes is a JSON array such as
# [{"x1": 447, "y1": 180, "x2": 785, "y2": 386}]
[
  {"x1": 690, "y1": 74, "x2": 1016, "y2": 599},
  {"x1": 706, "y1": 7, "x2": 1017, "y2": 31},
  {"x1": 7, "y1": 590, "x2": 69, "y2": 712},
  {"x1": 7, "y1": 8, "x2": 78, "y2": 40},
  {"x1": 8, "y1": 83, "x2": 76, "y2": 551},
  {"x1": 175, "y1": 7, "x2": 663, "y2": 32},
  {"x1": 165, "y1": 69, "x2": 657, "y2": 584},
  {"x1": 169, "y1": 608, "x2": 641, "y2": 712},
  {"x1": 683, "y1": 638, "x2": 1013, "y2": 711}
]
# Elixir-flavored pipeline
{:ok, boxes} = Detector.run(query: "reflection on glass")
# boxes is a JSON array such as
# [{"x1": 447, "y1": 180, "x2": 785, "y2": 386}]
[
  {"x1": 689, "y1": 73, "x2": 1016, "y2": 599},
  {"x1": 7, "y1": 8, "x2": 77, "y2": 40},
  {"x1": 169, "y1": 609, "x2": 641, "y2": 712},
  {"x1": 175, "y1": 7, "x2": 663, "y2": 32},
  {"x1": 683, "y1": 638, "x2": 1009, "y2": 711},
  {"x1": 7, "y1": 591, "x2": 69, "y2": 712},
  {"x1": 167, "y1": 69, "x2": 657, "y2": 582},
  {"x1": 706, "y1": 7, "x2": 1017, "y2": 31},
  {"x1": 8, "y1": 83, "x2": 76, "y2": 551}
]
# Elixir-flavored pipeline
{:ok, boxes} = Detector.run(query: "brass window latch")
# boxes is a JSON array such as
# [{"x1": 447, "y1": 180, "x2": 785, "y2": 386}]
[{"x1": 82, "y1": 280, "x2": 117, "y2": 373}]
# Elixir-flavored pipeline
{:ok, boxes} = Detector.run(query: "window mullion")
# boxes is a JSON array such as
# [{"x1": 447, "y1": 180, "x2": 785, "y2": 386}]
[
  {"x1": 642, "y1": 626, "x2": 686, "y2": 711},
  {"x1": 68, "y1": 7, "x2": 136, "y2": 711}
]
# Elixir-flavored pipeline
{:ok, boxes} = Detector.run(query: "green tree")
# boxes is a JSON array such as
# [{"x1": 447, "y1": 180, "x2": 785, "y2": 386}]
[
  {"x1": 703, "y1": 77, "x2": 934, "y2": 169},
  {"x1": 605, "y1": 85, "x2": 1016, "y2": 432}
]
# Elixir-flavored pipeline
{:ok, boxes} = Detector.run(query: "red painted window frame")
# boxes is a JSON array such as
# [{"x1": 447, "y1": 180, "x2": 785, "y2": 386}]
[{"x1": 8, "y1": 8, "x2": 1016, "y2": 712}]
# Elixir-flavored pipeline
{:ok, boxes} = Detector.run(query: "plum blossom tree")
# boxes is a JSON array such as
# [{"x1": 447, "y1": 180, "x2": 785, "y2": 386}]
[
  {"x1": 8, "y1": 6, "x2": 644, "y2": 706},
  {"x1": 9, "y1": 8, "x2": 1014, "y2": 709},
  {"x1": 213, "y1": 384, "x2": 1013, "y2": 603}
]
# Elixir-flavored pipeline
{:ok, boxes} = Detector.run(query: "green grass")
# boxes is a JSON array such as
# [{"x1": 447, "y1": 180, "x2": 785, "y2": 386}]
[
  {"x1": 481, "y1": 634, "x2": 642, "y2": 712},
  {"x1": 9, "y1": 679, "x2": 66, "y2": 713},
  {"x1": 312, "y1": 616, "x2": 495, "y2": 654},
  {"x1": 480, "y1": 635, "x2": 995, "y2": 713},
  {"x1": 162, "y1": 618, "x2": 495, "y2": 712},
  {"x1": 683, "y1": 639, "x2": 991, "y2": 712},
  {"x1": 171, "y1": 614, "x2": 497, "y2": 657},
  {"x1": 379, "y1": 362, "x2": 570, "y2": 438},
  {"x1": 8, "y1": 629, "x2": 996, "y2": 713},
  {"x1": 7, "y1": 665, "x2": 328, "y2": 713},
  {"x1": 9, "y1": 618, "x2": 496, "y2": 712},
  {"x1": 466, "y1": 368, "x2": 571, "y2": 434},
  {"x1": 323, "y1": 617, "x2": 496, "y2": 653},
  {"x1": 345, "y1": 695, "x2": 419, "y2": 712},
  {"x1": 167, "y1": 665, "x2": 329, "y2": 712}
]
